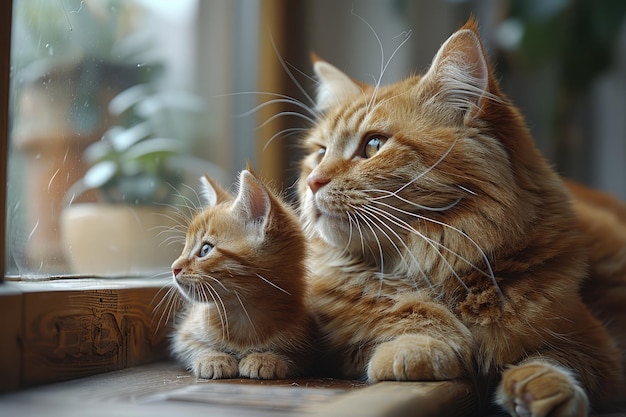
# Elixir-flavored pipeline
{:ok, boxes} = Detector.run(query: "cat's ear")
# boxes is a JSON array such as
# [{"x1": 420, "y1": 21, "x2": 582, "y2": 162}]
[
  {"x1": 312, "y1": 55, "x2": 362, "y2": 111},
  {"x1": 233, "y1": 170, "x2": 271, "y2": 226},
  {"x1": 422, "y1": 19, "x2": 491, "y2": 122},
  {"x1": 200, "y1": 174, "x2": 231, "y2": 207}
]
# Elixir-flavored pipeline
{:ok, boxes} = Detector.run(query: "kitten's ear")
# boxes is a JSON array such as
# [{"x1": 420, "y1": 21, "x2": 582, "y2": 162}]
[
  {"x1": 200, "y1": 174, "x2": 231, "y2": 207},
  {"x1": 422, "y1": 19, "x2": 490, "y2": 122},
  {"x1": 313, "y1": 55, "x2": 362, "y2": 111},
  {"x1": 233, "y1": 170, "x2": 271, "y2": 226}
]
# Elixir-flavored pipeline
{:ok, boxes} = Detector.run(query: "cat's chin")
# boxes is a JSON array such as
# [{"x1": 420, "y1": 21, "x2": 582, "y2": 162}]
[{"x1": 313, "y1": 213, "x2": 360, "y2": 250}]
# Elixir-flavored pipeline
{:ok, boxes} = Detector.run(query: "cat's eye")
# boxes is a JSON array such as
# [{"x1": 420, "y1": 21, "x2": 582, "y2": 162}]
[
  {"x1": 363, "y1": 135, "x2": 388, "y2": 158},
  {"x1": 315, "y1": 147, "x2": 326, "y2": 164},
  {"x1": 198, "y1": 243, "x2": 213, "y2": 258}
]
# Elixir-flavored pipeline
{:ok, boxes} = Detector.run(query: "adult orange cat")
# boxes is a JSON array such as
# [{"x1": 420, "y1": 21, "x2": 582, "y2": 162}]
[
  {"x1": 299, "y1": 18, "x2": 625, "y2": 416},
  {"x1": 171, "y1": 169, "x2": 313, "y2": 379}
]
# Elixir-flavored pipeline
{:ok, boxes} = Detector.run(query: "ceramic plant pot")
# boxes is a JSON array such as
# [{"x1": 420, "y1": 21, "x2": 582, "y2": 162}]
[{"x1": 61, "y1": 204, "x2": 184, "y2": 276}]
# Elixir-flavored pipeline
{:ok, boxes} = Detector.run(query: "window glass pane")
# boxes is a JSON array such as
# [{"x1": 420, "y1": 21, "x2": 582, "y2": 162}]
[{"x1": 7, "y1": 0, "x2": 222, "y2": 277}]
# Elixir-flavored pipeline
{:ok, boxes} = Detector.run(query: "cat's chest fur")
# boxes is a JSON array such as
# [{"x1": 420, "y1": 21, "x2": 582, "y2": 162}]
[{"x1": 181, "y1": 303, "x2": 261, "y2": 350}]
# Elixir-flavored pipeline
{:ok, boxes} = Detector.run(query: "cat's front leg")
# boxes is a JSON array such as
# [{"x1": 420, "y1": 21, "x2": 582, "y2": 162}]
[
  {"x1": 239, "y1": 351, "x2": 292, "y2": 379},
  {"x1": 192, "y1": 350, "x2": 239, "y2": 379},
  {"x1": 367, "y1": 334, "x2": 465, "y2": 382},
  {"x1": 365, "y1": 299, "x2": 473, "y2": 382},
  {"x1": 496, "y1": 360, "x2": 589, "y2": 417}
]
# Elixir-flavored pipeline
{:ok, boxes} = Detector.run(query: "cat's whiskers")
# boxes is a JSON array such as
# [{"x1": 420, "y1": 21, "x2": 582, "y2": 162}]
[
  {"x1": 362, "y1": 202, "x2": 468, "y2": 293},
  {"x1": 234, "y1": 290, "x2": 259, "y2": 340},
  {"x1": 394, "y1": 138, "x2": 459, "y2": 197},
  {"x1": 233, "y1": 94, "x2": 320, "y2": 120},
  {"x1": 348, "y1": 207, "x2": 378, "y2": 263},
  {"x1": 258, "y1": 110, "x2": 317, "y2": 129},
  {"x1": 366, "y1": 188, "x2": 461, "y2": 212},
  {"x1": 349, "y1": 9, "x2": 412, "y2": 117},
  {"x1": 179, "y1": 183, "x2": 208, "y2": 213},
  {"x1": 356, "y1": 206, "x2": 434, "y2": 289},
  {"x1": 363, "y1": 88, "x2": 414, "y2": 124},
  {"x1": 150, "y1": 198, "x2": 197, "y2": 250},
  {"x1": 152, "y1": 284, "x2": 181, "y2": 337},
  {"x1": 199, "y1": 279, "x2": 230, "y2": 341},
  {"x1": 255, "y1": 273, "x2": 291, "y2": 295},
  {"x1": 154, "y1": 207, "x2": 192, "y2": 228},
  {"x1": 221, "y1": 34, "x2": 324, "y2": 152},
  {"x1": 263, "y1": 127, "x2": 309, "y2": 152},
  {"x1": 351, "y1": 208, "x2": 385, "y2": 273},
  {"x1": 221, "y1": 92, "x2": 317, "y2": 151},
  {"x1": 163, "y1": 183, "x2": 205, "y2": 217},
  {"x1": 157, "y1": 233, "x2": 186, "y2": 249},
  {"x1": 369, "y1": 198, "x2": 502, "y2": 299},
  {"x1": 358, "y1": 204, "x2": 433, "y2": 290},
  {"x1": 342, "y1": 211, "x2": 358, "y2": 258},
  {"x1": 268, "y1": 30, "x2": 320, "y2": 110}
]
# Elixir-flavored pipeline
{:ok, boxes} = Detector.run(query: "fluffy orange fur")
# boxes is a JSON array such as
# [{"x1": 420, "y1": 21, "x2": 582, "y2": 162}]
[
  {"x1": 170, "y1": 169, "x2": 313, "y2": 379},
  {"x1": 299, "y1": 18, "x2": 625, "y2": 416}
]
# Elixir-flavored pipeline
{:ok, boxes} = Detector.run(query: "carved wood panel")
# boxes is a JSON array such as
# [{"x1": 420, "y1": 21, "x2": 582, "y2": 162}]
[{"x1": 2, "y1": 283, "x2": 171, "y2": 389}]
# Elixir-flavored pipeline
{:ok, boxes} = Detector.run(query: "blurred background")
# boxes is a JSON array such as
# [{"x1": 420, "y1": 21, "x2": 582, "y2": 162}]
[{"x1": 6, "y1": 0, "x2": 626, "y2": 276}]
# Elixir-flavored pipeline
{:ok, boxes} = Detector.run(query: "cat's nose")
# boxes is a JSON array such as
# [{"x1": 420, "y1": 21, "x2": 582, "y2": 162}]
[
  {"x1": 172, "y1": 267, "x2": 182, "y2": 278},
  {"x1": 307, "y1": 172, "x2": 330, "y2": 194}
]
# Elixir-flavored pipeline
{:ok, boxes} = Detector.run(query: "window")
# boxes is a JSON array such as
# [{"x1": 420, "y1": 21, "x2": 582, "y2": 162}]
[
  {"x1": 7, "y1": 0, "x2": 209, "y2": 277},
  {"x1": 0, "y1": 0, "x2": 306, "y2": 390},
  {"x1": 4, "y1": 0, "x2": 314, "y2": 279}
]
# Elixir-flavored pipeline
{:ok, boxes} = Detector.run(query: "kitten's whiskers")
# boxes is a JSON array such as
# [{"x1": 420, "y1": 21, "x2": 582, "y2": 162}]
[
  {"x1": 234, "y1": 290, "x2": 258, "y2": 340},
  {"x1": 255, "y1": 273, "x2": 291, "y2": 295},
  {"x1": 152, "y1": 285, "x2": 181, "y2": 337},
  {"x1": 199, "y1": 276, "x2": 230, "y2": 341}
]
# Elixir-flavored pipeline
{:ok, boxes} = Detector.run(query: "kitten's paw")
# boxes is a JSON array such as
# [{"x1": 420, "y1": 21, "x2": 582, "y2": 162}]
[
  {"x1": 239, "y1": 352, "x2": 291, "y2": 379},
  {"x1": 497, "y1": 361, "x2": 589, "y2": 417},
  {"x1": 192, "y1": 352, "x2": 239, "y2": 379},
  {"x1": 367, "y1": 334, "x2": 462, "y2": 382}
]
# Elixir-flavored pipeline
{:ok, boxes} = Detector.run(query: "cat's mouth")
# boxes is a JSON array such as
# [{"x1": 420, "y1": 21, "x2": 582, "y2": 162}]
[
  {"x1": 310, "y1": 199, "x2": 345, "y2": 224},
  {"x1": 174, "y1": 277, "x2": 221, "y2": 304}
]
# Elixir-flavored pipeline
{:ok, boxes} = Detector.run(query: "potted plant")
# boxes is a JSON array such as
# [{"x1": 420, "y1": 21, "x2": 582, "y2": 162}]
[
  {"x1": 8, "y1": 0, "x2": 163, "y2": 274},
  {"x1": 60, "y1": 83, "x2": 221, "y2": 276}
]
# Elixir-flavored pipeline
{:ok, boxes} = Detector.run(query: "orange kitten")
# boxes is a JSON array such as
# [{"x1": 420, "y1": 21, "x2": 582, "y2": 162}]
[
  {"x1": 171, "y1": 169, "x2": 313, "y2": 379},
  {"x1": 299, "y1": 18, "x2": 625, "y2": 416}
]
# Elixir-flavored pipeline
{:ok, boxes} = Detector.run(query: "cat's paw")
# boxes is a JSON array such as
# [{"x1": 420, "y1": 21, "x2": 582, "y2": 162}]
[
  {"x1": 496, "y1": 361, "x2": 589, "y2": 417},
  {"x1": 239, "y1": 351, "x2": 291, "y2": 379},
  {"x1": 192, "y1": 352, "x2": 239, "y2": 379},
  {"x1": 367, "y1": 334, "x2": 462, "y2": 382}
]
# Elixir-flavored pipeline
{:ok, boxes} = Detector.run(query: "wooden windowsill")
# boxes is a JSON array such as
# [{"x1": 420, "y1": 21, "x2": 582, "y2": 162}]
[
  {"x1": 0, "y1": 361, "x2": 479, "y2": 417},
  {"x1": 0, "y1": 277, "x2": 171, "y2": 392},
  {"x1": 0, "y1": 278, "x2": 481, "y2": 416}
]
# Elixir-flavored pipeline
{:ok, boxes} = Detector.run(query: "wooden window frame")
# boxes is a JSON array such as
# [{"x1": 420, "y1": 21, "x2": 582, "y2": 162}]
[{"x1": 0, "y1": 1, "x2": 169, "y2": 393}]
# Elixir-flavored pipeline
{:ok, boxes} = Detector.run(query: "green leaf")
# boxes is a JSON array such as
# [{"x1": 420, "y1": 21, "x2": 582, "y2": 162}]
[
  {"x1": 109, "y1": 121, "x2": 152, "y2": 152},
  {"x1": 83, "y1": 161, "x2": 118, "y2": 189},
  {"x1": 108, "y1": 84, "x2": 151, "y2": 116},
  {"x1": 123, "y1": 137, "x2": 183, "y2": 162}
]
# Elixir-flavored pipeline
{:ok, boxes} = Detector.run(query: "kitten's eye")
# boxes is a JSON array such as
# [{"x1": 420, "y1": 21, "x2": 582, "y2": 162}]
[
  {"x1": 315, "y1": 147, "x2": 326, "y2": 164},
  {"x1": 363, "y1": 135, "x2": 387, "y2": 158},
  {"x1": 198, "y1": 243, "x2": 213, "y2": 258}
]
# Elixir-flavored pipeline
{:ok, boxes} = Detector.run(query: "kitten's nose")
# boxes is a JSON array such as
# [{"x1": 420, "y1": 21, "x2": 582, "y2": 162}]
[
  {"x1": 172, "y1": 267, "x2": 182, "y2": 278},
  {"x1": 307, "y1": 172, "x2": 330, "y2": 194}
]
